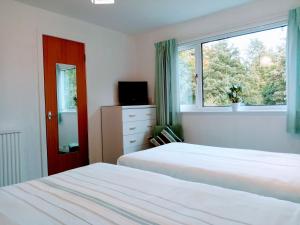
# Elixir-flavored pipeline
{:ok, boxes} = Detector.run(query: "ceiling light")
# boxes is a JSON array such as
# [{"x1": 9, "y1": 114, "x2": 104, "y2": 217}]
[{"x1": 91, "y1": 0, "x2": 115, "y2": 4}]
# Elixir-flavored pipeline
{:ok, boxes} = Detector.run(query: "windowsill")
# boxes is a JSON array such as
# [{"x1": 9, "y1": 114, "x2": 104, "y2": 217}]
[
  {"x1": 59, "y1": 110, "x2": 77, "y2": 114},
  {"x1": 180, "y1": 105, "x2": 287, "y2": 114}
]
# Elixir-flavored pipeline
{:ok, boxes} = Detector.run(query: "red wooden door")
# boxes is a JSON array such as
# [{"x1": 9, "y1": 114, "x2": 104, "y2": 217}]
[{"x1": 43, "y1": 35, "x2": 89, "y2": 175}]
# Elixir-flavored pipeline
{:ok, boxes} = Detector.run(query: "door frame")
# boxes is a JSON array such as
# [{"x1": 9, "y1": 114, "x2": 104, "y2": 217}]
[{"x1": 36, "y1": 30, "x2": 88, "y2": 177}]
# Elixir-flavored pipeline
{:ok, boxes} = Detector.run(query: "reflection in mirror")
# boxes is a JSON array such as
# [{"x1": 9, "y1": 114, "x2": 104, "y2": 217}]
[{"x1": 56, "y1": 64, "x2": 79, "y2": 154}]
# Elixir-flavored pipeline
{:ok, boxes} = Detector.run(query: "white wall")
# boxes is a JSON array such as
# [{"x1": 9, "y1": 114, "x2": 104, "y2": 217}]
[
  {"x1": 183, "y1": 112, "x2": 300, "y2": 154},
  {"x1": 134, "y1": 0, "x2": 300, "y2": 154},
  {"x1": 0, "y1": 0, "x2": 137, "y2": 181}
]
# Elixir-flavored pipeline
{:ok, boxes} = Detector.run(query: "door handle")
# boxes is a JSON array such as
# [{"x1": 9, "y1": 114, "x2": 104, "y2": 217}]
[{"x1": 47, "y1": 111, "x2": 56, "y2": 120}]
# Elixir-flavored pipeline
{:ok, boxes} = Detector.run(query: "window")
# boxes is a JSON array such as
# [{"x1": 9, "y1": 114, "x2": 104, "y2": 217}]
[
  {"x1": 178, "y1": 23, "x2": 287, "y2": 111},
  {"x1": 178, "y1": 48, "x2": 196, "y2": 105},
  {"x1": 56, "y1": 64, "x2": 77, "y2": 112}
]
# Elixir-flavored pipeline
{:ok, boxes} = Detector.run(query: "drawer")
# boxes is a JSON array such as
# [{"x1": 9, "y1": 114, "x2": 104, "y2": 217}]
[
  {"x1": 123, "y1": 133, "x2": 151, "y2": 148},
  {"x1": 122, "y1": 108, "x2": 156, "y2": 122},
  {"x1": 123, "y1": 120, "x2": 155, "y2": 135},
  {"x1": 123, "y1": 145, "x2": 149, "y2": 155}
]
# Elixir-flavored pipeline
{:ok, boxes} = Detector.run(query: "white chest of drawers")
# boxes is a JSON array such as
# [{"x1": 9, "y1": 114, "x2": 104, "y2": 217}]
[{"x1": 101, "y1": 105, "x2": 156, "y2": 164}]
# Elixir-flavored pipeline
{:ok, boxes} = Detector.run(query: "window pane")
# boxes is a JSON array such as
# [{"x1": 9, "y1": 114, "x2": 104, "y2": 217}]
[
  {"x1": 202, "y1": 26, "x2": 287, "y2": 107},
  {"x1": 178, "y1": 48, "x2": 196, "y2": 105}
]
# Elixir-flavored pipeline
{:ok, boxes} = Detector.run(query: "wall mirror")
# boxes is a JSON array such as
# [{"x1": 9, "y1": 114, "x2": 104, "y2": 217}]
[{"x1": 56, "y1": 63, "x2": 79, "y2": 154}]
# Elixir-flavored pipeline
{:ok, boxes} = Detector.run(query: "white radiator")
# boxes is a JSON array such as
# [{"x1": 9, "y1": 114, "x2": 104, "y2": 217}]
[{"x1": 0, "y1": 131, "x2": 22, "y2": 187}]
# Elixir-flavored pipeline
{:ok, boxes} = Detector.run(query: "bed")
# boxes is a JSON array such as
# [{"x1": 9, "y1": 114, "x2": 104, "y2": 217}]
[
  {"x1": 118, "y1": 143, "x2": 300, "y2": 203},
  {"x1": 1, "y1": 163, "x2": 300, "y2": 225}
]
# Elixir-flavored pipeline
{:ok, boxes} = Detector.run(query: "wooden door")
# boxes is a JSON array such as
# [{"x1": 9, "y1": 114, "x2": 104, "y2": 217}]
[{"x1": 43, "y1": 35, "x2": 89, "y2": 175}]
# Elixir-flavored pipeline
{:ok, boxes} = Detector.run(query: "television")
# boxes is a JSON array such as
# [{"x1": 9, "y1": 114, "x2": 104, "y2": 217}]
[{"x1": 118, "y1": 81, "x2": 149, "y2": 106}]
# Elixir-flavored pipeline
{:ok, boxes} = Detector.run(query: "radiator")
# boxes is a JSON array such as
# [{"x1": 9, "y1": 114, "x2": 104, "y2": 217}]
[{"x1": 0, "y1": 131, "x2": 22, "y2": 187}]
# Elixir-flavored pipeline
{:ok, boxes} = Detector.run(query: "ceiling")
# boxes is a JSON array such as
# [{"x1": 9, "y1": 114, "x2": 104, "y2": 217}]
[{"x1": 15, "y1": 0, "x2": 253, "y2": 34}]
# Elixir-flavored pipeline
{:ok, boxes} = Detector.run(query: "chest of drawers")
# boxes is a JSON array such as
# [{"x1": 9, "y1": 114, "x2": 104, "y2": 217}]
[{"x1": 101, "y1": 105, "x2": 156, "y2": 164}]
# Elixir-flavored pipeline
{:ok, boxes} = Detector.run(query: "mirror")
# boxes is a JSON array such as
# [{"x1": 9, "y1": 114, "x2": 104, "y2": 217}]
[{"x1": 56, "y1": 64, "x2": 79, "y2": 154}]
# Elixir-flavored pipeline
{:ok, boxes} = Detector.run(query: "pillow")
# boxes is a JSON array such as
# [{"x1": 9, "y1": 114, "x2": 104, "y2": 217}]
[
  {"x1": 149, "y1": 126, "x2": 183, "y2": 147},
  {"x1": 153, "y1": 124, "x2": 183, "y2": 140}
]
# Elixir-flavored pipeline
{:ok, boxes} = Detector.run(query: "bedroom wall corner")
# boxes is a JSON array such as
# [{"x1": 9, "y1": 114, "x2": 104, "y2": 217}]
[{"x1": 0, "y1": 0, "x2": 138, "y2": 180}]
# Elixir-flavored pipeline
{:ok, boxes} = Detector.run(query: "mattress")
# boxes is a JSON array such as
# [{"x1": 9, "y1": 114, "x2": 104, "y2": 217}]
[
  {"x1": 1, "y1": 163, "x2": 300, "y2": 225},
  {"x1": 118, "y1": 143, "x2": 300, "y2": 203}
]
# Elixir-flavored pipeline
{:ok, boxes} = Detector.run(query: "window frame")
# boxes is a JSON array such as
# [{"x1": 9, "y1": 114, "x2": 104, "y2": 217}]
[{"x1": 178, "y1": 21, "x2": 288, "y2": 113}]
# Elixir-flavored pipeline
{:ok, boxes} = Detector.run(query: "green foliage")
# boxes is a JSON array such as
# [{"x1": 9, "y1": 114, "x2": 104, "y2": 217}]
[
  {"x1": 227, "y1": 85, "x2": 243, "y2": 103},
  {"x1": 203, "y1": 41, "x2": 246, "y2": 106},
  {"x1": 64, "y1": 68, "x2": 77, "y2": 109},
  {"x1": 178, "y1": 33, "x2": 286, "y2": 107}
]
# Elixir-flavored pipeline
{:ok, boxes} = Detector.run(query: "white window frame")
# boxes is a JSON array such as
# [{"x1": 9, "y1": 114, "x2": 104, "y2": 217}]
[{"x1": 178, "y1": 21, "x2": 288, "y2": 113}]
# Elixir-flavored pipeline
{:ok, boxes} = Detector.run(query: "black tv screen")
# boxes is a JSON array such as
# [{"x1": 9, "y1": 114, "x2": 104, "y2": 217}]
[{"x1": 118, "y1": 81, "x2": 149, "y2": 106}]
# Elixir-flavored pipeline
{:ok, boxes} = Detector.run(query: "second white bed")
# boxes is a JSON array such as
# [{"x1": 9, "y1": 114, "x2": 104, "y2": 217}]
[{"x1": 118, "y1": 143, "x2": 300, "y2": 203}]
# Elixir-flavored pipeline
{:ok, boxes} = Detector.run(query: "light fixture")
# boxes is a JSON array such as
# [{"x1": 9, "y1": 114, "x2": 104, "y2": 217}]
[{"x1": 91, "y1": 0, "x2": 114, "y2": 4}]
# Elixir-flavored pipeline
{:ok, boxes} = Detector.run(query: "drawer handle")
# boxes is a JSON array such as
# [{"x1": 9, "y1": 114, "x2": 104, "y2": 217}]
[
  {"x1": 129, "y1": 115, "x2": 136, "y2": 118},
  {"x1": 130, "y1": 140, "x2": 137, "y2": 144},
  {"x1": 147, "y1": 125, "x2": 153, "y2": 128},
  {"x1": 129, "y1": 127, "x2": 136, "y2": 131}
]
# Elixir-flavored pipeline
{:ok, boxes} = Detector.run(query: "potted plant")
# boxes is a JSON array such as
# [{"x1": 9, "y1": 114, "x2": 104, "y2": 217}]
[{"x1": 227, "y1": 85, "x2": 242, "y2": 112}]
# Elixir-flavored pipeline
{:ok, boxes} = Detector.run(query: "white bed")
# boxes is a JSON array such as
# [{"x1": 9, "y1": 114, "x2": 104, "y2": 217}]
[
  {"x1": 1, "y1": 163, "x2": 300, "y2": 225},
  {"x1": 118, "y1": 143, "x2": 300, "y2": 203}
]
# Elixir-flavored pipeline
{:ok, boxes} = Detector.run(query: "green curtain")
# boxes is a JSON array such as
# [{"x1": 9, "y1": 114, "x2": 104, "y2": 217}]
[
  {"x1": 287, "y1": 7, "x2": 300, "y2": 133},
  {"x1": 155, "y1": 39, "x2": 180, "y2": 126}
]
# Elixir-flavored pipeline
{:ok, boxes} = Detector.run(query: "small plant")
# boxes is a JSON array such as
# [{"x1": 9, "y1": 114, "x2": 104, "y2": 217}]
[
  {"x1": 73, "y1": 96, "x2": 78, "y2": 106},
  {"x1": 227, "y1": 85, "x2": 242, "y2": 103}
]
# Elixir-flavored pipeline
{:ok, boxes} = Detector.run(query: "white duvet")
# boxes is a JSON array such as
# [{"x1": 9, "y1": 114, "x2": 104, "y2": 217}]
[
  {"x1": 1, "y1": 163, "x2": 300, "y2": 225},
  {"x1": 118, "y1": 143, "x2": 300, "y2": 203}
]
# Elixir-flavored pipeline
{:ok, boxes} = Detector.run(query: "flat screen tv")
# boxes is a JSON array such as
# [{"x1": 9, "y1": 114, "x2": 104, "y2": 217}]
[{"x1": 118, "y1": 81, "x2": 149, "y2": 106}]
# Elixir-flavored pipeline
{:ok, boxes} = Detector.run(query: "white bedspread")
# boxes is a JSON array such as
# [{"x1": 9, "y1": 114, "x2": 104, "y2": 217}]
[
  {"x1": 1, "y1": 163, "x2": 300, "y2": 225},
  {"x1": 118, "y1": 143, "x2": 300, "y2": 203}
]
